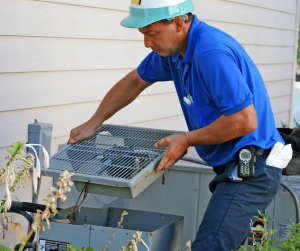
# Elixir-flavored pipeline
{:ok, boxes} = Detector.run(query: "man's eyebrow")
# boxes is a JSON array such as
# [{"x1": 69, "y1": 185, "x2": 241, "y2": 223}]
[{"x1": 139, "y1": 29, "x2": 155, "y2": 34}]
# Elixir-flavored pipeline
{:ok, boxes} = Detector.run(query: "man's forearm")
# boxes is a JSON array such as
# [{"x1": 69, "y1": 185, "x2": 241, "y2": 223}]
[
  {"x1": 183, "y1": 105, "x2": 257, "y2": 147},
  {"x1": 89, "y1": 69, "x2": 150, "y2": 129},
  {"x1": 68, "y1": 69, "x2": 150, "y2": 144}
]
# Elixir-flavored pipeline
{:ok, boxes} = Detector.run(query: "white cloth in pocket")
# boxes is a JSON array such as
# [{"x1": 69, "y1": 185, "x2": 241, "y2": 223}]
[{"x1": 266, "y1": 142, "x2": 292, "y2": 169}]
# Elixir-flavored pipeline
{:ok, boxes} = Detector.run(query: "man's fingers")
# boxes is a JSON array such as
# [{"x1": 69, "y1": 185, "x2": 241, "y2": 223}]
[
  {"x1": 154, "y1": 137, "x2": 168, "y2": 148},
  {"x1": 67, "y1": 136, "x2": 76, "y2": 144},
  {"x1": 164, "y1": 159, "x2": 175, "y2": 171},
  {"x1": 155, "y1": 153, "x2": 170, "y2": 173},
  {"x1": 68, "y1": 133, "x2": 86, "y2": 144},
  {"x1": 156, "y1": 157, "x2": 176, "y2": 174}
]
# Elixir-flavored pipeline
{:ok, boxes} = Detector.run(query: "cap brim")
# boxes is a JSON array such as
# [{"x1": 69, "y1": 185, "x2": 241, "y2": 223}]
[{"x1": 121, "y1": 15, "x2": 159, "y2": 29}]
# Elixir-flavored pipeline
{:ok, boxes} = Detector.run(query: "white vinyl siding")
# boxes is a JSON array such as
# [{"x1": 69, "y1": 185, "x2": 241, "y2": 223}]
[{"x1": 0, "y1": 0, "x2": 298, "y2": 247}]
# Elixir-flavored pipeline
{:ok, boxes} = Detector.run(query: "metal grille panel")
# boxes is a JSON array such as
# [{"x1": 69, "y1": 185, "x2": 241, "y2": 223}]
[{"x1": 47, "y1": 125, "x2": 180, "y2": 181}]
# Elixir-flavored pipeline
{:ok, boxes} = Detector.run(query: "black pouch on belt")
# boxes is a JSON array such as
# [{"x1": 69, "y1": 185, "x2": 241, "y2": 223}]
[{"x1": 277, "y1": 128, "x2": 300, "y2": 176}]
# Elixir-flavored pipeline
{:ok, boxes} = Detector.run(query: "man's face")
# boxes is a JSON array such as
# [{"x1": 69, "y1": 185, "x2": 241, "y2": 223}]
[{"x1": 139, "y1": 21, "x2": 182, "y2": 57}]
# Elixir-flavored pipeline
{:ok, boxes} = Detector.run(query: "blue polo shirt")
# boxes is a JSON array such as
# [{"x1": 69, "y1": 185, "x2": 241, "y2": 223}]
[{"x1": 137, "y1": 15, "x2": 284, "y2": 166}]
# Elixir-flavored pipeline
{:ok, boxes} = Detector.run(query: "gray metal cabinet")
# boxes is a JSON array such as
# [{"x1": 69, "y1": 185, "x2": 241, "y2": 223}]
[{"x1": 128, "y1": 163, "x2": 215, "y2": 250}]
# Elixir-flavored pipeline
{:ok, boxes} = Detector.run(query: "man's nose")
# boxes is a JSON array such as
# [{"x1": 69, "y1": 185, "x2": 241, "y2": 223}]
[{"x1": 144, "y1": 36, "x2": 154, "y2": 48}]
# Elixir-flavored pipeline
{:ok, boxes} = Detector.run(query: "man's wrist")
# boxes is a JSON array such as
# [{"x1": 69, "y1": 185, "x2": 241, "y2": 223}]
[
  {"x1": 182, "y1": 131, "x2": 194, "y2": 147},
  {"x1": 88, "y1": 117, "x2": 104, "y2": 131}
]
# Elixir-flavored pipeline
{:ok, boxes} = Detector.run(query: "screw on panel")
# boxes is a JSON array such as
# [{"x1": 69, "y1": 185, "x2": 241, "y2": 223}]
[
  {"x1": 84, "y1": 215, "x2": 87, "y2": 218},
  {"x1": 162, "y1": 174, "x2": 166, "y2": 185}
]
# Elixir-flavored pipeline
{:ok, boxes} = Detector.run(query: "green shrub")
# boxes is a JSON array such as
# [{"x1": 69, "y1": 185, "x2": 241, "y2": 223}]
[{"x1": 237, "y1": 211, "x2": 300, "y2": 251}]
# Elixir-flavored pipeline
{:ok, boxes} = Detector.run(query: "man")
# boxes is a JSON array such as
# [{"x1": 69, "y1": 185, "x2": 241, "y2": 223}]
[{"x1": 68, "y1": 0, "x2": 288, "y2": 250}]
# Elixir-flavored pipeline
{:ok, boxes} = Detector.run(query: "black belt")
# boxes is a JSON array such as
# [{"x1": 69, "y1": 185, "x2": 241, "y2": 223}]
[{"x1": 255, "y1": 147, "x2": 271, "y2": 156}]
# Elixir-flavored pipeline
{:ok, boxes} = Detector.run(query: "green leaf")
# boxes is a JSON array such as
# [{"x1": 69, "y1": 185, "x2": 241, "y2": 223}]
[
  {"x1": 82, "y1": 248, "x2": 94, "y2": 251},
  {"x1": 248, "y1": 245, "x2": 253, "y2": 250},
  {"x1": 67, "y1": 245, "x2": 81, "y2": 251},
  {"x1": 257, "y1": 225, "x2": 265, "y2": 235},
  {"x1": 263, "y1": 218, "x2": 268, "y2": 226},
  {"x1": 18, "y1": 244, "x2": 25, "y2": 251},
  {"x1": 294, "y1": 232, "x2": 300, "y2": 239},
  {"x1": 237, "y1": 246, "x2": 247, "y2": 251},
  {"x1": 258, "y1": 210, "x2": 263, "y2": 217},
  {"x1": 66, "y1": 245, "x2": 94, "y2": 251},
  {"x1": 255, "y1": 242, "x2": 261, "y2": 247},
  {"x1": 0, "y1": 245, "x2": 14, "y2": 251},
  {"x1": 272, "y1": 229, "x2": 278, "y2": 234},
  {"x1": 265, "y1": 212, "x2": 270, "y2": 218},
  {"x1": 6, "y1": 142, "x2": 25, "y2": 157}
]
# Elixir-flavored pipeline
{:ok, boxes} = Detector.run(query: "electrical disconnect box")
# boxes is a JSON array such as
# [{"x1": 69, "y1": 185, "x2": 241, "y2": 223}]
[
  {"x1": 28, "y1": 122, "x2": 53, "y2": 161},
  {"x1": 28, "y1": 122, "x2": 53, "y2": 205}
]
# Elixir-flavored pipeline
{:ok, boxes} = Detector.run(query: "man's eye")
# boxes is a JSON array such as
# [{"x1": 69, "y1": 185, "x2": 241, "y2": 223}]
[{"x1": 149, "y1": 33, "x2": 156, "y2": 37}]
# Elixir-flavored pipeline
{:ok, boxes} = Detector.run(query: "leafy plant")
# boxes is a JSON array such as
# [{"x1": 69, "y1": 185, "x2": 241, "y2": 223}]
[
  {"x1": 237, "y1": 211, "x2": 300, "y2": 251},
  {"x1": 0, "y1": 141, "x2": 50, "y2": 242},
  {"x1": 278, "y1": 222, "x2": 300, "y2": 250},
  {"x1": 9, "y1": 170, "x2": 74, "y2": 251}
]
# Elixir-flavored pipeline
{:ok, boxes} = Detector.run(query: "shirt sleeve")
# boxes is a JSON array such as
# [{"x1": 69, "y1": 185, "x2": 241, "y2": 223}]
[
  {"x1": 137, "y1": 51, "x2": 173, "y2": 84},
  {"x1": 197, "y1": 49, "x2": 254, "y2": 116}
]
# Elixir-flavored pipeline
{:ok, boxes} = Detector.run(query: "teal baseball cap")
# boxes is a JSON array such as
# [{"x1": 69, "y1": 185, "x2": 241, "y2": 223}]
[{"x1": 121, "y1": 0, "x2": 194, "y2": 29}]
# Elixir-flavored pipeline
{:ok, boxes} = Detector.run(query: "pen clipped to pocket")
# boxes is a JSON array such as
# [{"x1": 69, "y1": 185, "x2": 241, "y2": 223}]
[{"x1": 184, "y1": 93, "x2": 194, "y2": 106}]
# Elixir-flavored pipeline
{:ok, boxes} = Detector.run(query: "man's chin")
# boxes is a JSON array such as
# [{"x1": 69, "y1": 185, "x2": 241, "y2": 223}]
[{"x1": 156, "y1": 51, "x2": 174, "y2": 57}]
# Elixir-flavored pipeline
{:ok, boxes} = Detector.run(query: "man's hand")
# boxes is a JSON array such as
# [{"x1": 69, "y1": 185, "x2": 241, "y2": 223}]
[
  {"x1": 67, "y1": 120, "x2": 98, "y2": 144},
  {"x1": 154, "y1": 134, "x2": 190, "y2": 173}
]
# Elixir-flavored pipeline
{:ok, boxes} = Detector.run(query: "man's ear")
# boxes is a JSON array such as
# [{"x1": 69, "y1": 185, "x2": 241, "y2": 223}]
[{"x1": 173, "y1": 16, "x2": 183, "y2": 32}]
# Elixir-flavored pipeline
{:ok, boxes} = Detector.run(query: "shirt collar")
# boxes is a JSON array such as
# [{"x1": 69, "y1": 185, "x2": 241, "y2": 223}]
[{"x1": 171, "y1": 15, "x2": 202, "y2": 64}]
